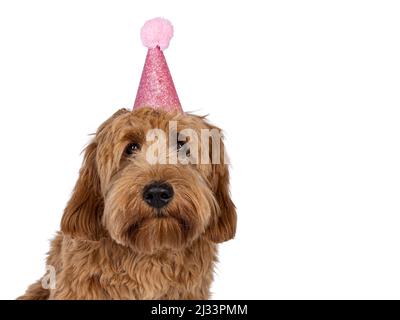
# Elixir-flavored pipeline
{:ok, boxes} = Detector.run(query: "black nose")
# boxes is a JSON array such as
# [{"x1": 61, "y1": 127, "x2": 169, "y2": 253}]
[{"x1": 143, "y1": 182, "x2": 174, "y2": 209}]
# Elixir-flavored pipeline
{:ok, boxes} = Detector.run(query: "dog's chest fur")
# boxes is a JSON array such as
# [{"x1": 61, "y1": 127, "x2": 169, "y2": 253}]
[{"x1": 46, "y1": 233, "x2": 216, "y2": 299}]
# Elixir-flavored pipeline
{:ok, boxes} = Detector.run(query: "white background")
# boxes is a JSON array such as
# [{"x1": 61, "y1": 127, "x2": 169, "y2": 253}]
[{"x1": 0, "y1": 0, "x2": 399, "y2": 300}]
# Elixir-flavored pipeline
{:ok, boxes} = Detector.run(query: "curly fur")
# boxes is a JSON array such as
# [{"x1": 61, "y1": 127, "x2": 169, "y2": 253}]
[{"x1": 18, "y1": 108, "x2": 236, "y2": 300}]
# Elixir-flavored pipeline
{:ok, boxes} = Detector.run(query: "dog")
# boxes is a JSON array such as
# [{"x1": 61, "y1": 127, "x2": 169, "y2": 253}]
[{"x1": 19, "y1": 107, "x2": 236, "y2": 299}]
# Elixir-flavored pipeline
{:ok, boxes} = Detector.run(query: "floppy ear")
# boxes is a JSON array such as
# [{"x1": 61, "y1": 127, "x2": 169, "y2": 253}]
[
  {"x1": 203, "y1": 125, "x2": 237, "y2": 243},
  {"x1": 60, "y1": 108, "x2": 128, "y2": 240},
  {"x1": 60, "y1": 141, "x2": 105, "y2": 240},
  {"x1": 206, "y1": 162, "x2": 237, "y2": 243}
]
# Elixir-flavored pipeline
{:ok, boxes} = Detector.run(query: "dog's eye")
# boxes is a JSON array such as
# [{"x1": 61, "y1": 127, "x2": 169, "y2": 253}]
[
  {"x1": 177, "y1": 140, "x2": 186, "y2": 150},
  {"x1": 125, "y1": 143, "x2": 141, "y2": 155},
  {"x1": 177, "y1": 139, "x2": 190, "y2": 157}
]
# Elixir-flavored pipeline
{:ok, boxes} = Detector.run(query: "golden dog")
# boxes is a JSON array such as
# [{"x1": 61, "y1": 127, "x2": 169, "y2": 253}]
[{"x1": 19, "y1": 107, "x2": 236, "y2": 299}]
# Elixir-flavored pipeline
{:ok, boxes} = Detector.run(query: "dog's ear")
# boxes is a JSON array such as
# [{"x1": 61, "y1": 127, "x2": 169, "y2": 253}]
[
  {"x1": 204, "y1": 128, "x2": 237, "y2": 243},
  {"x1": 206, "y1": 163, "x2": 237, "y2": 243},
  {"x1": 60, "y1": 141, "x2": 105, "y2": 240},
  {"x1": 60, "y1": 108, "x2": 128, "y2": 240}
]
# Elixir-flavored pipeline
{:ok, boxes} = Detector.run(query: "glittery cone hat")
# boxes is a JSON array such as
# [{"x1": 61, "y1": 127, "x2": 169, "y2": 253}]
[{"x1": 133, "y1": 18, "x2": 183, "y2": 112}]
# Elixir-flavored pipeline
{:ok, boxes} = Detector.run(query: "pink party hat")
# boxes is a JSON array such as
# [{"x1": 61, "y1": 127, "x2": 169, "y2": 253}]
[{"x1": 133, "y1": 18, "x2": 183, "y2": 112}]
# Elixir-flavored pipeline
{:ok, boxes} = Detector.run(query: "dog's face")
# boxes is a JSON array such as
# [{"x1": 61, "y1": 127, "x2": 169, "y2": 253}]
[{"x1": 61, "y1": 108, "x2": 236, "y2": 253}]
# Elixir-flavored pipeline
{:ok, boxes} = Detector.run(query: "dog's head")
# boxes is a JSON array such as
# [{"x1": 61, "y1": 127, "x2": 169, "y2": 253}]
[{"x1": 61, "y1": 108, "x2": 236, "y2": 253}]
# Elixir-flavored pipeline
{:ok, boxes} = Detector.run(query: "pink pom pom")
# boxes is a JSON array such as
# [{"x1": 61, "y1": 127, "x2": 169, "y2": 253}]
[{"x1": 140, "y1": 17, "x2": 174, "y2": 50}]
